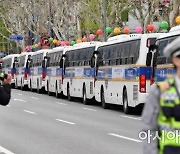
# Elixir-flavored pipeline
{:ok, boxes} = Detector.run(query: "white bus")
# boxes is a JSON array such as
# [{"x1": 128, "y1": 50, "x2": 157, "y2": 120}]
[
  {"x1": 62, "y1": 42, "x2": 101, "y2": 104},
  {"x1": 148, "y1": 26, "x2": 180, "y2": 83},
  {"x1": 29, "y1": 49, "x2": 51, "y2": 93},
  {"x1": 94, "y1": 33, "x2": 162, "y2": 113},
  {"x1": 45, "y1": 46, "x2": 66, "y2": 97},
  {"x1": 2, "y1": 54, "x2": 19, "y2": 87},
  {"x1": 14, "y1": 52, "x2": 33, "y2": 90}
]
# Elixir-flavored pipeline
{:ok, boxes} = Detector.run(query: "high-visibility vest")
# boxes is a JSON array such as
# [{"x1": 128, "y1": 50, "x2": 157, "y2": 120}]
[{"x1": 158, "y1": 78, "x2": 180, "y2": 154}]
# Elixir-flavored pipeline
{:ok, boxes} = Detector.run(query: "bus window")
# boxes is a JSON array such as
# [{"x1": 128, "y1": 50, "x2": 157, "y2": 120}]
[
  {"x1": 132, "y1": 40, "x2": 140, "y2": 64},
  {"x1": 158, "y1": 39, "x2": 169, "y2": 57},
  {"x1": 169, "y1": 35, "x2": 179, "y2": 43},
  {"x1": 157, "y1": 39, "x2": 169, "y2": 64},
  {"x1": 109, "y1": 46, "x2": 116, "y2": 65},
  {"x1": 121, "y1": 43, "x2": 130, "y2": 64}
]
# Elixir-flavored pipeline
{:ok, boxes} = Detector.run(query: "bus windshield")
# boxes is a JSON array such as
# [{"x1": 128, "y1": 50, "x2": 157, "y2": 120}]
[{"x1": 156, "y1": 35, "x2": 179, "y2": 65}]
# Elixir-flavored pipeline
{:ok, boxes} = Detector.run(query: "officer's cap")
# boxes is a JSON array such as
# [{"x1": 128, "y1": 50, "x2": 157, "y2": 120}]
[{"x1": 164, "y1": 36, "x2": 180, "y2": 57}]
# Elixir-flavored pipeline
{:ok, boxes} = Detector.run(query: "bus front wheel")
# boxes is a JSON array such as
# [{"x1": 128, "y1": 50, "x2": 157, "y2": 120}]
[
  {"x1": 123, "y1": 88, "x2": 129, "y2": 114},
  {"x1": 37, "y1": 80, "x2": 41, "y2": 94},
  {"x1": 82, "y1": 85, "x2": 88, "y2": 105},
  {"x1": 55, "y1": 83, "x2": 60, "y2": 98},
  {"x1": 30, "y1": 80, "x2": 33, "y2": 92},
  {"x1": 101, "y1": 87, "x2": 110, "y2": 109},
  {"x1": 67, "y1": 85, "x2": 72, "y2": 101}
]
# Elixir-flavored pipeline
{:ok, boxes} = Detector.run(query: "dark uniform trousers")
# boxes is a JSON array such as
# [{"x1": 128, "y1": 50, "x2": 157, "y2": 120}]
[{"x1": 0, "y1": 84, "x2": 11, "y2": 106}]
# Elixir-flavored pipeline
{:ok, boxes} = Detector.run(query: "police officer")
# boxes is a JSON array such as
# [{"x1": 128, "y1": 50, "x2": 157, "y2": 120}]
[
  {"x1": 0, "y1": 73, "x2": 12, "y2": 106},
  {"x1": 142, "y1": 36, "x2": 180, "y2": 154}
]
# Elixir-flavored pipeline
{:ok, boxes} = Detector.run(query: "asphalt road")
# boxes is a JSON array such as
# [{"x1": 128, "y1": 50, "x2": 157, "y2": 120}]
[{"x1": 0, "y1": 89, "x2": 143, "y2": 154}]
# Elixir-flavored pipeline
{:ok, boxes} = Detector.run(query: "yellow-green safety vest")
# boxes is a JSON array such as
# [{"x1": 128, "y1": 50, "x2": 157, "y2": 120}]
[{"x1": 158, "y1": 78, "x2": 180, "y2": 154}]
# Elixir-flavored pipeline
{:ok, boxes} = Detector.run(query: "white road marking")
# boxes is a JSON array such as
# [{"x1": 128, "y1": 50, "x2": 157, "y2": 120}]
[
  {"x1": 121, "y1": 115, "x2": 141, "y2": 121},
  {"x1": 56, "y1": 102, "x2": 67, "y2": 105},
  {"x1": 31, "y1": 97, "x2": 39, "y2": 100},
  {"x1": 56, "y1": 119, "x2": 75, "y2": 125},
  {"x1": 13, "y1": 99, "x2": 26, "y2": 102},
  {"x1": 0, "y1": 146, "x2": 15, "y2": 154},
  {"x1": 23, "y1": 110, "x2": 36, "y2": 115},
  {"x1": 83, "y1": 107, "x2": 97, "y2": 112},
  {"x1": 108, "y1": 133, "x2": 142, "y2": 143}
]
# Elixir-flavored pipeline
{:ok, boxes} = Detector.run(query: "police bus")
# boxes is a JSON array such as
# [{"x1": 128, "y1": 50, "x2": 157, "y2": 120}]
[
  {"x1": 94, "y1": 33, "x2": 162, "y2": 113},
  {"x1": 29, "y1": 49, "x2": 51, "y2": 93},
  {"x1": 148, "y1": 26, "x2": 180, "y2": 83},
  {"x1": 2, "y1": 54, "x2": 19, "y2": 87},
  {"x1": 45, "y1": 46, "x2": 66, "y2": 97},
  {"x1": 62, "y1": 42, "x2": 101, "y2": 104},
  {"x1": 15, "y1": 52, "x2": 33, "y2": 90}
]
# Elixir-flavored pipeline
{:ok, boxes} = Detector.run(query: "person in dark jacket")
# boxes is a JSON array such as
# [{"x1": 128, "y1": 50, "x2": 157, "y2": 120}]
[{"x1": 0, "y1": 74, "x2": 12, "y2": 106}]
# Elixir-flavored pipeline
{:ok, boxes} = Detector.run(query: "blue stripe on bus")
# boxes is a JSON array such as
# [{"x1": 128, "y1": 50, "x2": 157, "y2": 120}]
[
  {"x1": 139, "y1": 67, "x2": 151, "y2": 80},
  {"x1": 155, "y1": 67, "x2": 176, "y2": 82},
  {"x1": 62, "y1": 66, "x2": 151, "y2": 80},
  {"x1": 125, "y1": 68, "x2": 138, "y2": 79},
  {"x1": 11, "y1": 68, "x2": 16, "y2": 74},
  {"x1": 97, "y1": 66, "x2": 151, "y2": 80},
  {"x1": 47, "y1": 68, "x2": 63, "y2": 76},
  {"x1": 64, "y1": 68, "x2": 95, "y2": 78}
]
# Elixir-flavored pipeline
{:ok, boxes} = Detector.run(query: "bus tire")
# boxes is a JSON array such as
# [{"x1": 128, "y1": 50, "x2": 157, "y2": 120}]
[
  {"x1": 101, "y1": 87, "x2": 110, "y2": 109},
  {"x1": 67, "y1": 85, "x2": 72, "y2": 101},
  {"x1": 21, "y1": 79, "x2": 24, "y2": 91},
  {"x1": 123, "y1": 88, "x2": 129, "y2": 114},
  {"x1": 82, "y1": 85, "x2": 88, "y2": 105},
  {"x1": 11, "y1": 83, "x2": 15, "y2": 89},
  {"x1": 55, "y1": 83, "x2": 60, "y2": 98},
  {"x1": 15, "y1": 79, "x2": 18, "y2": 89},
  {"x1": 30, "y1": 80, "x2": 33, "y2": 92},
  {"x1": 37, "y1": 79, "x2": 41, "y2": 93},
  {"x1": 48, "y1": 83, "x2": 53, "y2": 96}
]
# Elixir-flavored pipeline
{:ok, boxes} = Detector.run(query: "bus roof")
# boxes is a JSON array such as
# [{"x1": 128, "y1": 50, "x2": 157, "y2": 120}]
[
  {"x1": 169, "y1": 25, "x2": 180, "y2": 32},
  {"x1": 157, "y1": 25, "x2": 180, "y2": 40},
  {"x1": 107, "y1": 34, "x2": 142, "y2": 42},
  {"x1": 52, "y1": 46, "x2": 65, "y2": 52},
  {"x1": 66, "y1": 41, "x2": 101, "y2": 52},
  {"x1": 2, "y1": 54, "x2": 19, "y2": 60},
  {"x1": 19, "y1": 52, "x2": 33, "y2": 57},
  {"x1": 73, "y1": 41, "x2": 100, "y2": 47},
  {"x1": 99, "y1": 33, "x2": 162, "y2": 47},
  {"x1": 46, "y1": 46, "x2": 66, "y2": 55},
  {"x1": 31, "y1": 49, "x2": 52, "y2": 55}
]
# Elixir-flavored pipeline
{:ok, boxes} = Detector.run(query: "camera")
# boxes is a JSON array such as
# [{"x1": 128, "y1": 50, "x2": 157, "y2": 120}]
[{"x1": 0, "y1": 73, "x2": 7, "y2": 81}]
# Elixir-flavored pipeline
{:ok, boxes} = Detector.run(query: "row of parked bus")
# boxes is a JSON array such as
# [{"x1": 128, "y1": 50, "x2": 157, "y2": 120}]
[{"x1": 0, "y1": 26, "x2": 179, "y2": 114}]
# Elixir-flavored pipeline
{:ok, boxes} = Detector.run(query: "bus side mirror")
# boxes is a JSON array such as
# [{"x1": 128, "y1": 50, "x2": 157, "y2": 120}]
[
  {"x1": 146, "y1": 52, "x2": 152, "y2": 66},
  {"x1": 60, "y1": 58, "x2": 63, "y2": 68},
  {"x1": 90, "y1": 57, "x2": 95, "y2": 67},
  {"x1": 42, "y1": 60, "x2": 45, "y2": 67},
  {"x1": 42, "y1": 57, "x2": 49, "y2": 67},
  {"x1": 146, "y1": 38, "x2": 156, "y2": 47},
  {"x1": 13, "y1": 61, "x2": 18, "y2": 68},
  {"x1": 29, "y1": 59, "x2": 33, "y2": 67},
  {"x1": 97, "y1": 58, "x2": 103, "y2": 67}
]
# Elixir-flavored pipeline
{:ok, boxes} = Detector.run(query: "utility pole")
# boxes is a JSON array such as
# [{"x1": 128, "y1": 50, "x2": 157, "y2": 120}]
[
  {"x1": 48, "y1": 0, "x2": 52, "y2": 37},
  {"x1": 103, "y1": 0, "x2": 107, "y2": 42}
]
